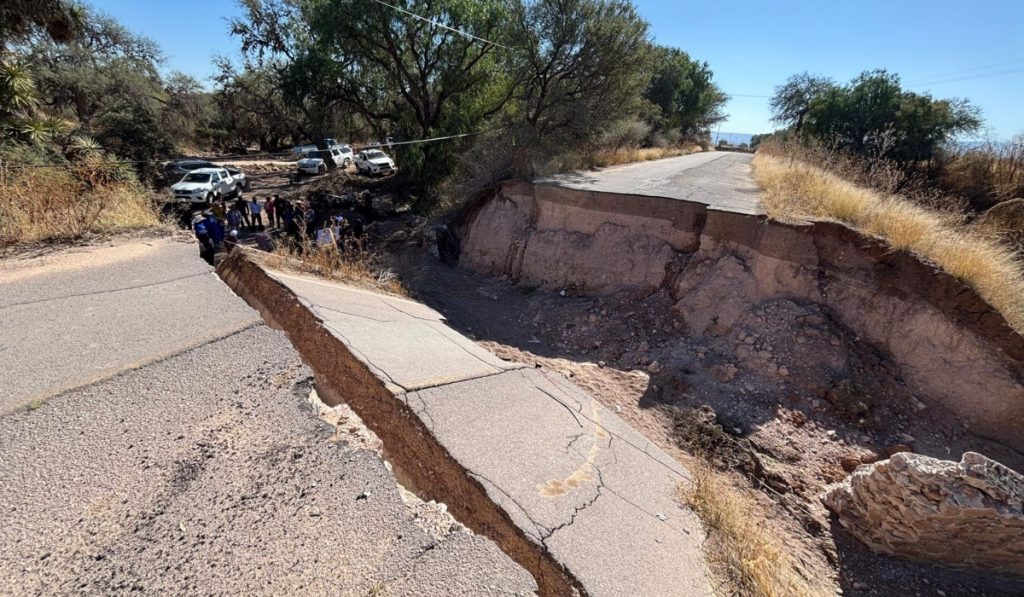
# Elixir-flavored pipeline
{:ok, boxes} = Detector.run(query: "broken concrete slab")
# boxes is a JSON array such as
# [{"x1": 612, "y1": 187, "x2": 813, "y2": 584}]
[
  {"x1": 265, "y1": 270, "x2": 524, "y2": 393},
  {"x1": 218, "y1": 253, "x2": 712, "y2": 597}
]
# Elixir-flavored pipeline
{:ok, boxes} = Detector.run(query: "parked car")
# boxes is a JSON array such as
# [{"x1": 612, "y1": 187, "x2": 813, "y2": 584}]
[
  {"x1": 170, "y1": 168, "x2": 240, "y2": 203},
  {"x1": 292, "y1": 138, "x2": 349, "y2": 154},
  {"x1": 354, "y1": 149, "x2": 396, "y2": 176},
  {"x1": 165, "y1": 159, "x2": 215, "y2": 183},
  {"x1": 224, "y1": 167, "x2": 251, "y2": 191},
  {"x1": 296, "y1": 147, "x2": 353, "y2": 175}
]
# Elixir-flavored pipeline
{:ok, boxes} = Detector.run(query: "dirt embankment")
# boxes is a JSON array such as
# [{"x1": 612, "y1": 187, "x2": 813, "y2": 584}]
[{"x1": 458, "y1": 181, "x2": 1024, "y2": 454}]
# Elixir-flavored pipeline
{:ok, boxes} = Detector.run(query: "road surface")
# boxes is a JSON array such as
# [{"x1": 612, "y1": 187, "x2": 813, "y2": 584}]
[
  {"x1": 221, "y1": 262, "x2": 713, "y2": 596},
  {"x1": 538, "y1": 151, "x2": 763, "y2": 214},
  {"x1": 0, "y1": 235, "x2": 535, "y2": 595}
]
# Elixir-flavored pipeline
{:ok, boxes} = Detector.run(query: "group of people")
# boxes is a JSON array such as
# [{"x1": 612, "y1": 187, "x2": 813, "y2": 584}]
[{"x1": 192, "y1": 191, "x2": 368, "y2": 264}]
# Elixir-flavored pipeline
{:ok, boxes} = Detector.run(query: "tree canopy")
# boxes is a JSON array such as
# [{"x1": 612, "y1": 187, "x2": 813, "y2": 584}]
[{"x1": 771, "y1": 70, "x2": 982, "y2": 164}]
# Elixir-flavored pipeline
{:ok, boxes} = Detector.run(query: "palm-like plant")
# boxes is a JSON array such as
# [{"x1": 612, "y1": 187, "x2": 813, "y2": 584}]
[{"x1": 0, "y1": 59, "x2": 40, "y2": 118}]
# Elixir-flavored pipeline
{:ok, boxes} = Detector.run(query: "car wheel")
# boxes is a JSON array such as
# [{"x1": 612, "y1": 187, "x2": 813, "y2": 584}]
[
  {"x1": 344, "y1": 158, "x2": 352, "y2": 168},
  {"x1": 203, "y1": 192, "x2": 213, "y2": 203},
  {"x1": 318, "y1": 164, "x2": 327, "y2": 175}
]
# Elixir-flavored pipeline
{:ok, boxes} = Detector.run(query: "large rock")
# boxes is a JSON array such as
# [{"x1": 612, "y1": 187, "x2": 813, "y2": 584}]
[{"x1": 822, "y1": 452, "x2": 1024, "y2": 576}]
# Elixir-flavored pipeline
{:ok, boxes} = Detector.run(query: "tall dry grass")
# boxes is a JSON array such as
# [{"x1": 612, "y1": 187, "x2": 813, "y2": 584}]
[
  {"x1": 753, "y1": 152, "x2": 1024, "y2": 332},
  {"x1": 0, "y1": 161, "x2": 160, "y2": 247},
  {"x1": 681, "y1": 463, "x2": 819, "y2": 597},
  {"x1": 264, "y1": 237, "x2": 407, "y2": 296},
  {"x1": 590, "y1": 144, "x2": 704, "y2": 168}
]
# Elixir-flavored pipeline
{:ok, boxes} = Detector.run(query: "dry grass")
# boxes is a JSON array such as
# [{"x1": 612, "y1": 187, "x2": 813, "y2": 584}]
[
  {"x1": 264, "y1": 238, "x2": 407, "y2": 297},
  {"x1": 591, "y1": 144, "x2": 704, "y2": 168},
  {"x1": 681, "y1": 463, "x2": 818, "y2": 597},
  {"x1": 0, "y1": 162, "x2": 160, "y2": 247},
  {"x1": 753, "y1": 152, "x2": 1024, "y2": 333}
]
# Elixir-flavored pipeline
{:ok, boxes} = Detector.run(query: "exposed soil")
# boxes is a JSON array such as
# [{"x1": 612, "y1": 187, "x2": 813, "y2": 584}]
[
  {"x1": 389, "y1": 246, "x2": 1024, "y2": 597},
  {"x1": 222, "y1": 169, "x2": 1024, "y2": 595}
]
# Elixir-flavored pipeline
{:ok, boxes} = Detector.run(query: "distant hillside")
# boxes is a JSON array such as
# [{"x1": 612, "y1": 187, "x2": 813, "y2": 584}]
[{"x1": 711, "y1": 132, "x2": 754, "y2": 146}]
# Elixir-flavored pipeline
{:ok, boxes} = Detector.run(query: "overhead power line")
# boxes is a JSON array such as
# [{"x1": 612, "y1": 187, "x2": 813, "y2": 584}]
[
  {"x1": 367, "y1": 0, "x2": 512, "y2": 50},
  {"x1": 908, "y1": 65, "x2": 1024, "y2": 88},
  {"x1": 0, "y1": 130, "x2": 491, "y2": 170},
  {"x1": 907, "y1": 57, "x2": 1024, "y2": 86}
]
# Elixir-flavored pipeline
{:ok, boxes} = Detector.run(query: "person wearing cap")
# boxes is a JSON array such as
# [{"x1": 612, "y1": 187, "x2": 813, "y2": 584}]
[{"x1": 192, "y1": 213, "x2": 215, "y2": 265}]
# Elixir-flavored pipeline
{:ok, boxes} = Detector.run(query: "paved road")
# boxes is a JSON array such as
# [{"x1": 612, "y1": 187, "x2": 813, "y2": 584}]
[
  {"x1": 0, "y1": 237, "x2": 535, "y2": 595},
  {"x1": 538, "y1": 151, "x2": 763, "y2": 214},
  {"x1": 0, "y1": 236, "x2": 258, "y2": 413},
  {"x1": 230, "y1": 265, "x2": 713, "y2": 596}
]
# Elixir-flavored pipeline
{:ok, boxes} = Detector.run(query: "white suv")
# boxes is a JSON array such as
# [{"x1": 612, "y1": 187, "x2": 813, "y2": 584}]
[
  {"x1": 171, "y1": 168, "x2": 239, "y2": 203},
  {"x1": 355, "y1": 149, "x2": 396, "y2": 176},
  {"x1": 296, "y1": 146, "x2": 354, "y2": 175}
]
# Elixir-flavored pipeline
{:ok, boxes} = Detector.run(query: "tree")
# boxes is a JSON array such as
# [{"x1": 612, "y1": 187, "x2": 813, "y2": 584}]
[
  {"x1": 645, "y1": 45, "x2": 726, "y2": 138},
  {"x1": 508, "y1": 0, "x2": 652, "y2": 142},
  {"x1": 0, "y1": 0, "x2": 80, "y2": 48},
  {"x1": 800, "y1": 70, "x2": 982, "y2": 164},
  {"x1": 211, "y1": 59, "x2": 306, "y2": 151},
  {"x1": 233, "y1": 0, "x2": 513, "y2": 196},
  {"x1": 769, "y1": 72, "x2": 834, "y2": 133}
]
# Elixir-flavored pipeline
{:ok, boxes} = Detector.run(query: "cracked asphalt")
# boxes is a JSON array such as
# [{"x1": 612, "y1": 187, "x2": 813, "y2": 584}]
[
  {"x1": 261, "y1": 267, "x2": 714, "y2": 596},
  {"x1": 0, "y1": 237, "x2": 536, "y2": 595},
  {"x1": 537, "y1": 151, "x2": 763, "y2": 214}
]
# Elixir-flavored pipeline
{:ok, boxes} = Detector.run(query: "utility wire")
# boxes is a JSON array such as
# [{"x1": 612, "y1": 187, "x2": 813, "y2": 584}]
[
  {"x1": 367, "y1": 0, "x2": 512, "y2": 50},
  {"x1": 0, "y1": 130, "x2": 492, "y2": 169},
  {"x1": 907, "y1": 57, "x2": 1024, "y2": 86},
  {"x1": 907, "y1": 65, "x2": 1024, "y2": 88}
]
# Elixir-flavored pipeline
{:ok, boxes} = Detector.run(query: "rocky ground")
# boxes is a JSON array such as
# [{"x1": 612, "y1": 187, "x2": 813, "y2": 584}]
[{"x1": 390, "y1": 245, "x2": 1024, "y2": 597}]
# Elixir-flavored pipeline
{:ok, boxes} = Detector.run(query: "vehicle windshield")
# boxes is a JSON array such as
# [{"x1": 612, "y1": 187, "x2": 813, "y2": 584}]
[
  {"x1": 182, "y1": 173, "x2": 211, "y2": 183},
  {"x1": 365, "y1": 150, "x2": 386, "y2": 159},
  {"x1": 311, "y1": 150, "x2": 331, "y2": 159}
]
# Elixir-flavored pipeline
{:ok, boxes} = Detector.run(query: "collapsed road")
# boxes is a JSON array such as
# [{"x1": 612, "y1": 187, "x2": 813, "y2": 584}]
[
  {"x1": 0, "y1": 236, "x2": 535, "y2": 595},
  {"x1": 0, "y1": 232, "x2": 714, "y2": 595}
]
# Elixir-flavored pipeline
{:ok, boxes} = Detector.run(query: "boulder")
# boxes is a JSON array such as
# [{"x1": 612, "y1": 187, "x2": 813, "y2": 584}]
[{"x1": 822, "y1": 452, "x2": 1024, "y2": 576}]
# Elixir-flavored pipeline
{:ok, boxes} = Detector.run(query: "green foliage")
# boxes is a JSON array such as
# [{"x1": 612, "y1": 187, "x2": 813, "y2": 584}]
[
  {"x1": 211, "y1": 59, "x2": 306, "y2": 151},
  {"x1": 769, "y1": 72, "x2": 834, "y2": 133},
  {"x1": 772, "y1": 70, "x2": 982, "y2": 165},
  {"x1": 0, "y1": 0, "x2": 81, "y2": 48},
  {"x1": 645, "y1": 46, "x2": 727, "y2": 137},
  {"x1": 509, "y1": 0, "x2": 653, "y2": 142}
]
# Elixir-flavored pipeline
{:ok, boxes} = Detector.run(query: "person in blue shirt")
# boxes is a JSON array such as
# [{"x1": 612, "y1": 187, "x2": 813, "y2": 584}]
[
  {"x1": 192, "y1": 213, "x2": 215, "y2": 265},
  {"x1": 203, "y1": 211, "x2": 224, "y2": 247}
]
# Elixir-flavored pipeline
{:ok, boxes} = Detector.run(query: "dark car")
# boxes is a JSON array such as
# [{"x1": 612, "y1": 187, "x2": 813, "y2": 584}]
[{"x1": 165, "y1": 159, "x2": 216, "y2": 183}]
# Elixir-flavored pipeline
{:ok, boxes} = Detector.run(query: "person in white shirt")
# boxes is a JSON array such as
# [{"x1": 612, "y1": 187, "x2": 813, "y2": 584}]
[{"x1": 248, "y1": 197, "x2": 263, "y2": 231}]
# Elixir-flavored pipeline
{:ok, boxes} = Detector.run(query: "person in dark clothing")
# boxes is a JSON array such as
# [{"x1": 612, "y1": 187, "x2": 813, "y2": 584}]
[
  {"x1": 282, "y1": 200, "x2": 294, "y2": 234},
  {"x1": 223, "y1": 229, "x2": 240, "y2": 253},
  {"x1": 264, "y1": 196, "x2": 276, "y2": 228},
  {"x1": 193, "y1": 214, "x2": 215, "y2": 265},
  {"x1": 234, "y1": 195, "x2": 251, "y2": 228},
  {"x1": 227, "y1": 205, "x2": 243, "y2": 233}
]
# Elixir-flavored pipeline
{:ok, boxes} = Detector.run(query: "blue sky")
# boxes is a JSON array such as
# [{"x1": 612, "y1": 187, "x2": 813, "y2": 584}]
[{"x1": 92, "y1": 0, "x2": 1023, "y2": 137}]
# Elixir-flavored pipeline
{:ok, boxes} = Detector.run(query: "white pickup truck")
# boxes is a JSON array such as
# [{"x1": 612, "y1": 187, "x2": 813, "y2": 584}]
[
  {"x1": 296, "y1": 146, "x2": 354, "y2": 175},
  {"x1": 354, "y1": 149, "x2": 396, "y2": 176},
  {"x1": 170, "y1": 168, "x2": 241, "y2": 203}
]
